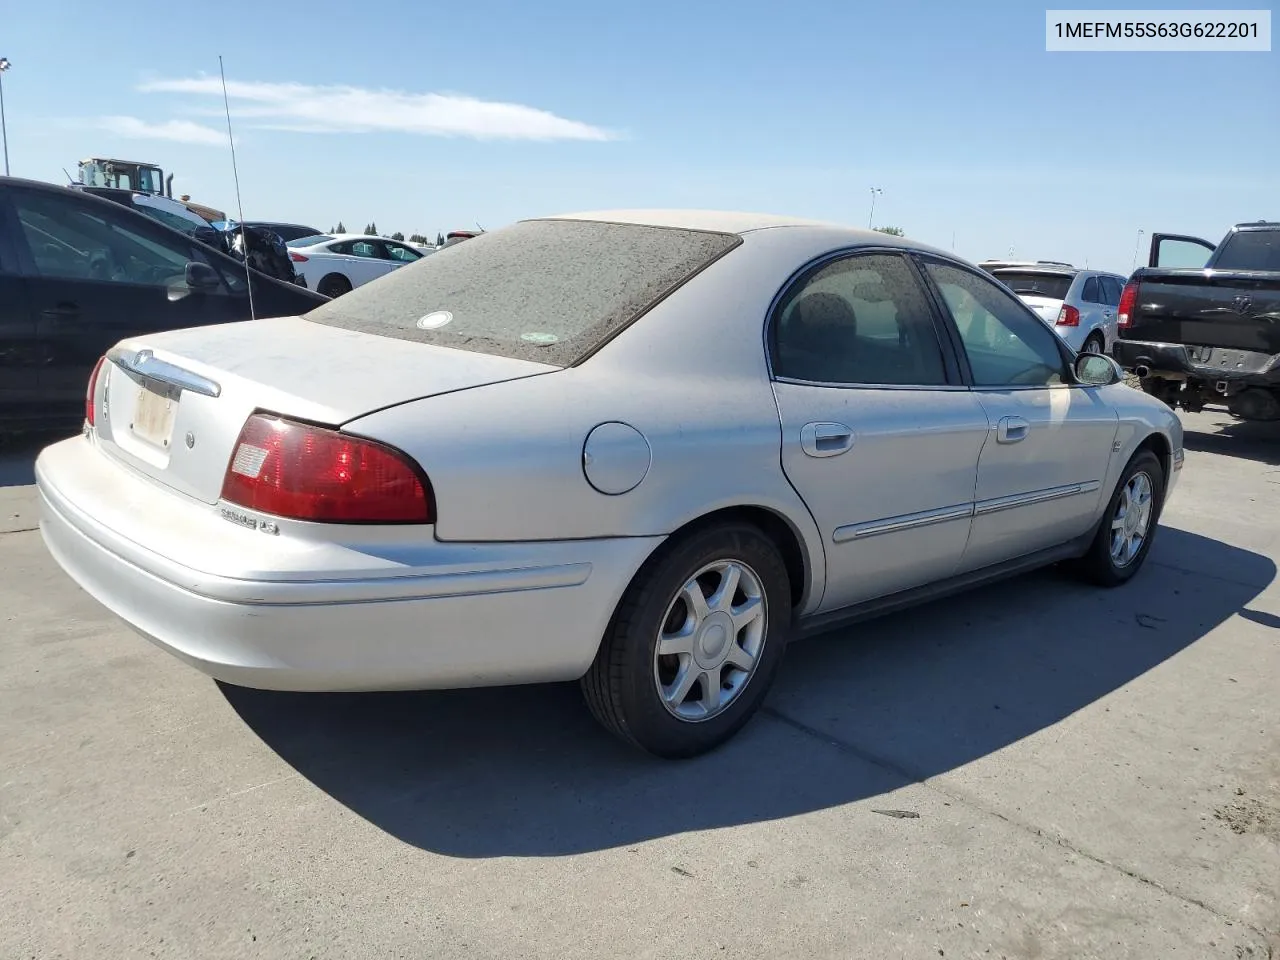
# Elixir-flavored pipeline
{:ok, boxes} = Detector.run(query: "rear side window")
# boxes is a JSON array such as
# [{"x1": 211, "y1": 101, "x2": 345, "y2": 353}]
[
  {"x1": 770, "y1": 252, "x2": 948, "y2": 386},
  {"x1": 990, "y1": 271, "x2": 1073, "y2": 300},
  {"x1": 1213, "y1": 230, "x2": 1280, "y2": 271},
  {"x1": 1081, "y1": 276, "x2": 1102, "y2": 303},
  {"x1": 305, "y1": 219, "x2": 741, "y2": 366}
]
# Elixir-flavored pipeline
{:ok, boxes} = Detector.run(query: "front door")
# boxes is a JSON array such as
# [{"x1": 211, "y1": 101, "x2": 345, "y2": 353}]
[
  {"x1": 920, "y1": 259, "x2": 1119, "y2": 572},
  {"x1": 0, "y1": 193, "x2": 42, "y2": 412},
  {"x1": 7, "y1": 184, "x2": 245, "y2": 407},
  {"x1": 769, "y1": 250, "x2": 989, "y2": 611}
]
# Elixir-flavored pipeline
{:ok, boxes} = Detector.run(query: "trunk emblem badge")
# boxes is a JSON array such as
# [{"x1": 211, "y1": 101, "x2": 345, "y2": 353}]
[
  {"x1": 1231, "y1": 295, "x2": 1252, "y2": 315},
  {"x1": 185, "y1": 431, "x2": 195, "y2": 449}
]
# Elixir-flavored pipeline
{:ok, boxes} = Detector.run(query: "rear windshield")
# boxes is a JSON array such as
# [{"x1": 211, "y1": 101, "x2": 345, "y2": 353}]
[
  {"x1": 288, "y1": 234, "x2": 334, "y2": 247},
  {"x1": 1213, "y1": 230, "x2": 1280, "y2": 271},
  {"x1": 304, "y1": 218, "x2": 741, "y2": 365},
  {"x1": 989, "y1": 271, "x2": 1073, "y2": 300}
]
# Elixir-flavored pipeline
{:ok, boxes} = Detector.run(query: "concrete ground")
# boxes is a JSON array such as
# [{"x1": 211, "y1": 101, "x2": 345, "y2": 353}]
[{"x1": 1, "y1": 410, "x2": 1277, "y2": 960}]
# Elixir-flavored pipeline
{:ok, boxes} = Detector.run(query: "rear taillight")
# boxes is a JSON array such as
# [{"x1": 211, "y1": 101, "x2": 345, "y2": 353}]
[
  {"x1": 85, "y1": 355, "x2": 106, "y2": 427},
  {"x1": 1056, "y1": 304, "x2": 1080, "y2": 327},
  {"x1": 1117, "y1": 280, "x2": 1139, "y2": 327},
  {"x1": 220, "y1": 414, "x2": 433, "y2": 524},
  {"x1": 289, "y1": 251, "x2": 308, "y2": 262}
]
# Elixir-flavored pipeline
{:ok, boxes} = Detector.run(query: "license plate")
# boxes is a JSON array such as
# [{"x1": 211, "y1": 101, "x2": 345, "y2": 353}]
[{"x1": 132, "y1": 383, "x2": 178, "y2": 447}]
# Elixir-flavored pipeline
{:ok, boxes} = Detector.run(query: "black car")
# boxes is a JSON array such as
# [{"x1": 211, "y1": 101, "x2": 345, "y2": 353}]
[
  {"x1": 244, "y1": 221, "x2": 323, "y2": 243},
  {"x1": 0, "y1": 177, "x2": 327, "y2": 431}
]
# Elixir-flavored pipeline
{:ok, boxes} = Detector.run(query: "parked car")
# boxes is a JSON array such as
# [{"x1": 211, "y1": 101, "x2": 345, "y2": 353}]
[
  {"x1": 979, "y1": 260, "x2": 1128, "y2": 355},
  {"x1": 285, "y1": 232, "x2": 425, "y2": 296},
  {"x1": 35, "y1": 210, "x2": 1183, "y2": 758},
  {"x1": 1114, "y1": 222, "x2": 1280, "y2": 421},
  {"x1": 242, "y1": 221, "x2": 322, "y2": 243},
  {"x1": 71, "y1": 184, "x2": 212, "y2": 237},
  {"x1": 0, "y1": 176, "x2": 327, "y2": 431}
]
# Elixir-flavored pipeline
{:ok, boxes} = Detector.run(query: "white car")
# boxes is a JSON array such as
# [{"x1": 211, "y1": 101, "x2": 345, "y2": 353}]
[
  {"x1": 979, "y1": 261, "x2": 1128, "y2": 355},
  {"x1": 286, "y1": 233, "x2": 425, "y2": 297},
  {"x1": 36, "y1": 211, "x2": 1183, "y2": 758}
]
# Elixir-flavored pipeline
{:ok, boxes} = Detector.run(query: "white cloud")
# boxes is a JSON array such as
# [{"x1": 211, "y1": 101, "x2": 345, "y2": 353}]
[
  {"x1": 96, "y1": 115, "x2": 227, "y2": 145},
  {"x1": 138, "y1": 77, "x2": 617, "y2": 142}
]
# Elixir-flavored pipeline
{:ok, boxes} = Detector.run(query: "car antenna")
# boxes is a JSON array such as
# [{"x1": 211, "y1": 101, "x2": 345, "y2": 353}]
[
  {"x1": 62, "y1": 167, "x2": 76, "y2": 185},
  {"x1": 219, "y1": 55, "x2": 257, "y2": 323}
]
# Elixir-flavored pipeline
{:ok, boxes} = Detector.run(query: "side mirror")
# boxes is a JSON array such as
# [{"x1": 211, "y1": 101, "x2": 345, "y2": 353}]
[
  {"x1": 185, "y1": 260, "x2": 221, "y2": 292},
  {"x1": 1074, "y1": 351, "x2": 1123, "y2": 387},
  {"x1": 191, "y1": 226, "x2": 225, "y2": 249}
]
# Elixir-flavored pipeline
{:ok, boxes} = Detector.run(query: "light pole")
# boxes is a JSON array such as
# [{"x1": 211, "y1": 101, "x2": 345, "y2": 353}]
[
  {"x1": 867, "y1": 187, "x2": 882, "y2": 229},
  {"x1": 1130, "y1": 228, "x2": 1145, "y2": 272},
  {"x1": 0, "y1": 58, "x2": 10, "y2": 177}
]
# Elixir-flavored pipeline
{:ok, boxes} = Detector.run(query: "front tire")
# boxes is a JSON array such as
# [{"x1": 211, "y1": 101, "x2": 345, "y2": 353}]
[
  {"x1": 1073, "y1": 449, "x2": 1165, "y2": 587},
  {"x1": 581, "y1": 522, "x2": 792, "y2": 759}
]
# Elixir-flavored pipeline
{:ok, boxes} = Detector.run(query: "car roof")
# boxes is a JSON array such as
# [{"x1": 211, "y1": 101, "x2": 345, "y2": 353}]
[
  {"x1": 540, "y1": 209, "x2": 848, "y2": 234},
  {"x1": 532, "y1": 209, "x2": 956, "y2": 259}
]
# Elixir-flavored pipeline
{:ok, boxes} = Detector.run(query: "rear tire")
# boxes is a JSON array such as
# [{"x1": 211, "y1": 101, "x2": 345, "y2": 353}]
[
  {"x1": 1072, "y1": 449, "x2": 1165, "y2": 587},
  {"x1": 581, "y1": 522, "x2": 792, "y2": 759},
  {"x1": 318, "y1": 273, "x2": 352, "y2": 298}
]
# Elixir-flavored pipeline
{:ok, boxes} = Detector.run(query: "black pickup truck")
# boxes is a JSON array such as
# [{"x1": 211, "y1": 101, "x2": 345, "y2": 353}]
[{"x1": 1114, "y1": 221, "x2": 1280, "y2": 421}]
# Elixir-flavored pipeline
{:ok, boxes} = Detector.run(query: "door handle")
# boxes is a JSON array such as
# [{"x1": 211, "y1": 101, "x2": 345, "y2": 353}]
[
  {"x1": 996, "y1": 416, "x2": 1030, "y2": 444},
  {"x1": 40, "y1": 302, "x2": 80, "y2": 323},
  {"x1": 800, "y1": 422, "x2": 854, "y2": 458}
]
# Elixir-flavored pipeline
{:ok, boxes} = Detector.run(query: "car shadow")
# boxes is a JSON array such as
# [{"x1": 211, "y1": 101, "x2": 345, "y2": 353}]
[
  {"x1": 1181, "y1": 413, "x2": 1280, "y2": 467},
  {"x1": 0, "y1": 430, "x2": 73, "y2": 488},
  {"x1": 221, "y1": 526, "x2": 1274, "y2": 859}
]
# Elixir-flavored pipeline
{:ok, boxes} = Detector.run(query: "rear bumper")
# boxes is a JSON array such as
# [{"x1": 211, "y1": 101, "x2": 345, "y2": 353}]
[
  {"x1": 1114, "y1": 339, "x2": 1280, "y2": 385},
  {"x1": 36, "y1": 435, "x2": 661, "y2": 692}
]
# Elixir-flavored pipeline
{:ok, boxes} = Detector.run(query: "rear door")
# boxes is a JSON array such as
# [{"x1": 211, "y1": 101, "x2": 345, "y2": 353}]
[
  {"x1": 919, "y1": 258, "x2": 1118, "y2": 572},
  {"x1": 769, "y1": 249, "x2": 989, "y2": 611},
  {"x1": 7, "y1": 184, "x2": 249, "y2": 406},
  {"x1": 1078, "y1": 275, "x2": 1111, "y2": 345},
  {"x1": 330, "y1": 238, "x2": 394, "y2": 287},
  {"x1": 1097, "y1": 276, "x2": 1123, "y2": 347}
]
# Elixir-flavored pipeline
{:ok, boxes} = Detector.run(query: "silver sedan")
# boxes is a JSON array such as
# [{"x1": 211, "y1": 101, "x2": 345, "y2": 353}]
[{"x1": 36, "y1": 210, "x2": 1184, "y2": 758}]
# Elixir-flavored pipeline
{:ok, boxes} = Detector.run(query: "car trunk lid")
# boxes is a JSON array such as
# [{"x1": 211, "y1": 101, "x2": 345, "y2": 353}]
[{"x1": 93, "y1": 315, "x2": 559, "y2": 504}]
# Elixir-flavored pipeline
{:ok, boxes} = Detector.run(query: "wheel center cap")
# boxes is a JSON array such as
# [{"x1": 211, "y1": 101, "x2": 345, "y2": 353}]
[{"x1": 694, "y1": 612, "x2": 734, "y2": 668}]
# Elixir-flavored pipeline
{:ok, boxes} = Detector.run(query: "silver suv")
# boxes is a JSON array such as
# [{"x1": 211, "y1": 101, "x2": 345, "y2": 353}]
[{"x1": 979, "y1": 261, "x2": 1128, "y2": 355}]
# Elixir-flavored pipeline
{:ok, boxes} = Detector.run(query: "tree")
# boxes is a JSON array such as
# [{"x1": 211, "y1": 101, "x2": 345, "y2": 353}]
[
  {"x1": 391, "y1": 231, "x2": 405, "y2": 241},
  {"x1": 363, "y1": 222, "x2": 379, "y2": 236},
  {"x1": 335, "y1": 220, "x2": 346, "y2": 233},
  {"x1": 409, "y1": 233, "x2": 429, "y2": 245},
  {"x1": 436, "y1": 232, "x2": 445, "y2": 246},
  {"x1": 873, "y1": 225, "x2": 904, "y2": 236}
]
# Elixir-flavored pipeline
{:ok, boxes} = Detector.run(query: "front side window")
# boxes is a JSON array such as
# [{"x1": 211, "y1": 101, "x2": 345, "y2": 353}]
[
  {"x1": 1100, "y1": 276, "x2": 1123, "y2": 306},
  {"x1": 385, "y1": 242, "x2": 421, "y2": 263},
  {"x1": 924, "y1": 261, "x2": 1067, "y2": 387},
  {"x1": 770, "y1": 252, "x2": 948, "y2": 386},
  {"x1": 13, "y1": 189, "x2": 194, "y2": 287}
]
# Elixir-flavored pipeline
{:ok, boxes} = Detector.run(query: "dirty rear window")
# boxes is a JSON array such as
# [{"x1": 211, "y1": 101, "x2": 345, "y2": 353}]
[
  {"x1": 303, "y1": 218, "x2": 741, "y2": 366},
  {"x1": 988, "y1": 271, "x2": 1073, "y2": 300},
  {"x1": 1213, "y1": 230, "x2": 1280, "y2": 272}
]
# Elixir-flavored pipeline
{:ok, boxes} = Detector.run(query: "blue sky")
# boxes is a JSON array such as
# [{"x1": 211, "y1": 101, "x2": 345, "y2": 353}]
[{"x1": 4, "y1": 0, "x2": 1276, "y2": 271}]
